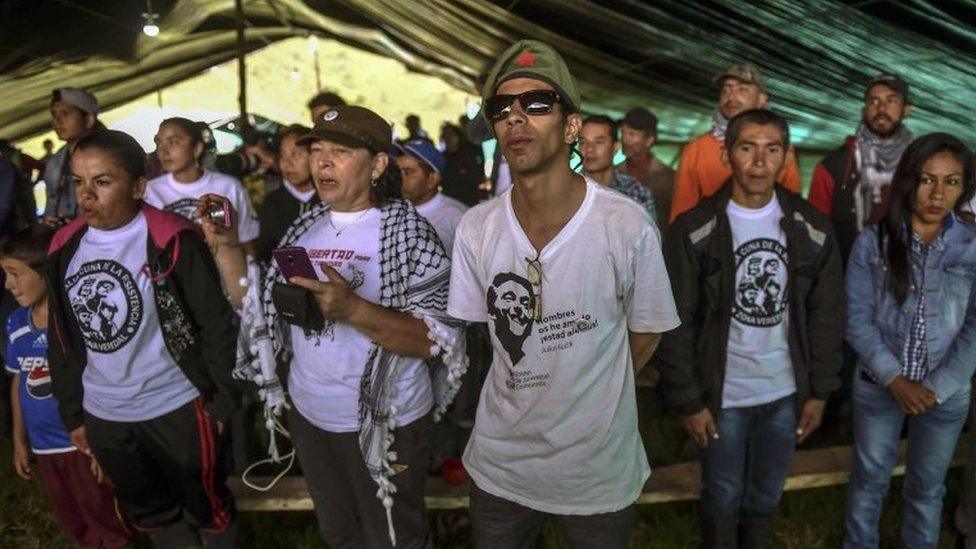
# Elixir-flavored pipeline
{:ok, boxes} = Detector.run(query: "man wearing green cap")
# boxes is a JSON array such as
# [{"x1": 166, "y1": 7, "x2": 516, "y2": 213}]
[{"x1": 448, "y1": 39, "x2": 679, "y2": 547}]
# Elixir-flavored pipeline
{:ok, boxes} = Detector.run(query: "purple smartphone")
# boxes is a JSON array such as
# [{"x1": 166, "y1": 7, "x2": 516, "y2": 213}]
[{"x1": 272, "y1": 247, "x2": 318, "y2": 280}]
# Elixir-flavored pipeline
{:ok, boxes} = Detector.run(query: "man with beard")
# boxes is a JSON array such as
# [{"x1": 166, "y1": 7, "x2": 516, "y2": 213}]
[
  {"x1": 616, "y1": 107, "x2": 673, "y2": 231},
  {"x1": 579, "y1": 115, "x2": 657, "y2": 222},
  {"x1": 670, "y1": 64, "x2": 802, "y2": 222},
  {"x1": 808, "y1": 74, "x2": 913, "y2": 265},
  {"x1": 448, "y1": 39, "x2": 679, "y2": 548}
]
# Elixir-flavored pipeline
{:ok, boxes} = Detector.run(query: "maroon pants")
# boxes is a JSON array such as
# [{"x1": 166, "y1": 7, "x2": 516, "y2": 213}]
[{"x1": 36, "y1": 450, "x2": 135, "y2": 548}]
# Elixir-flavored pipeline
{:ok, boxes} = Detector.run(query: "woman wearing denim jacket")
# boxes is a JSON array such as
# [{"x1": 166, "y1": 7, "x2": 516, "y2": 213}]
[{"x1": 844, "y1": 133, "x2": 976, "y2": 548}]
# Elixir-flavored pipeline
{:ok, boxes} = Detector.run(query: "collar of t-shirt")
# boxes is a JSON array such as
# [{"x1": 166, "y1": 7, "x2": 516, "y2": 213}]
[
  {"x1": 329, "y1": 207, "x2": 381, "y2": 231},
  {"x1": 726, "y1": 195, "x2": 781, "y2": 220},
  {"x1": 85, "y1": 210, "x2": 147, "y2": 244},
  {"x1": 166, "y1": 170, "x2": 212, "y2": 191},
  {"x1": 414, "y1": 192, "x2": 444, "y2": 217},
  {"x1": 505, "y1": 177, "x2": 596, "y2": 260},
  {"x1": 283, "y1": 180, "x2": 317, "y2": 203}
]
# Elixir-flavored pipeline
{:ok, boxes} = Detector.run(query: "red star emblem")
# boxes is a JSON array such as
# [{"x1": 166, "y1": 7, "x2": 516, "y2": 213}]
[{"x1": 515, "y1": 49, "x2": 537, "y2": 67}]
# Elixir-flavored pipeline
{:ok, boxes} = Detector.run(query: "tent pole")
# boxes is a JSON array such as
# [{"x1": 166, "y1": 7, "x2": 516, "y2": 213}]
[{"x1": 236, "y1": 0, "x2": 248, "y2": 132}]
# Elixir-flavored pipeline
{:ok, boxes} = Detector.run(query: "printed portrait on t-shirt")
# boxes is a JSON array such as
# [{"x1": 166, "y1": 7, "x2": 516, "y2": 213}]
[
  {"x1": 733, "y1": 238, "x2": 788, "y2": 327},
  {"x1": 487, "y1": 272, "x2": 535, "y2": 365},
  {"x1": 65, "y1": 260, "x2": 143, "y2": 353}
]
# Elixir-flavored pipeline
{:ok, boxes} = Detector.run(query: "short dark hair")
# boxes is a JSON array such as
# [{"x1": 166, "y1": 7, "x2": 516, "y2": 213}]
[
  {"x1": 0, "y1": 225, "x2": 57, "y2": 273},
  {"x1": 74, "y1": 129, "x2": 147, "y2": 181},
  {"x1": 307, "y1": 92, "x2": 346, "y2": 110},
  {"x1": 160, "y1": 117, "x2": 204, "y2": 147},
  {"x1": 724, "y1": 109, "x2": 790, "y2": 151},
  {"x1": 371, "y1": 154, "x2": 403, "y2": 208},
  {"x1": 582, "y1": 115, "x2": 618, "y2": 140},
  {"x1": 278, "y1": 124, "x2": 312, "y2": 153}
]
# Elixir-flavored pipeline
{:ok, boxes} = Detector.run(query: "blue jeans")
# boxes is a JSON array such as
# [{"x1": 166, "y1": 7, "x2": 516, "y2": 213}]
[
  {"x1": 844, "y1": 374, "x2": 969, "y2": 548},
  {"x1": 700, "y1": 394, "x2": 798, "y2": 525}
]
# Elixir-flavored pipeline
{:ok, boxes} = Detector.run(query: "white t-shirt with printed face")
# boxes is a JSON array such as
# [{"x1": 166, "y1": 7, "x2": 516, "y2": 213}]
[
  {"x1": 287, "y1": 208, "x2": 433, "y2": 433},
  {"x1": 414, "y1": 192, "x2": 468, "y2": 253},
  {"x1": 723, "y1": 196, "x2": 796, "y2": 408},
  {"x1": 144, "y1": 170, "x2": 260, "y2": 243},
  {"x1": 448, "y1": 178, "x2": 680, "y2": 514},
  {"x1": 65, "y1": 212, "x2": 199, "y2": 422}
]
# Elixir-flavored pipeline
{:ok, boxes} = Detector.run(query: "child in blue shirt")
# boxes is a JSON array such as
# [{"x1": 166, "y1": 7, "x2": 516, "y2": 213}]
[{"x1": 2, "y1": 225, "x2": 133, "y2": 547}]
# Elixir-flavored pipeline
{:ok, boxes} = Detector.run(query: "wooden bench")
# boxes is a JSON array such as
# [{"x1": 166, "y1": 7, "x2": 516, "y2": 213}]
[{"x1": 230, "y1": 434, "x2": 969, "y2": 511}]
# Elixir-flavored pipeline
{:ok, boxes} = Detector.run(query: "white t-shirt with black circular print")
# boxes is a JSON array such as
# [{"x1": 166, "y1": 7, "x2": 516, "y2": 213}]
[
  {"x1": 448, "y1": 178, "x2": 680, "y2": 515},
  {"x1": 65, "y1": 212, "x2": 199, "y2": 422},
  {"x1": 144, "y1": 170, "x2": 260, "y2": 243},
  {"x1": 723, "y1": 196, "x2": 796, "y2": 408}
]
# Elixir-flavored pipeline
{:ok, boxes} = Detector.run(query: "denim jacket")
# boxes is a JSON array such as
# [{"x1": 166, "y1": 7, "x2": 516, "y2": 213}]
[{"x1": 846, "y1": 218, "x2": 976, "y2": 402}]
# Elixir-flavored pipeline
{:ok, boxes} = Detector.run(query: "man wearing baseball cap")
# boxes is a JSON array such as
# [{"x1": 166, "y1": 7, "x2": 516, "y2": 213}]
[
  {"x1": 670, "y1": 64, "x2": 802, "y2": 222},
  {"x1": 808, "y1": 73, "x2": 913, "y2": 265},
  {"x1": 616, "y1": 106, "x2": 674, "y2": 231},
  {"x1": 43, "y1": 88, "x2": 100, "y2": 221},
  {"x1": 394, "y1": 138, "x2": 468, "y2": 252},
  {"x1": 448, "y1": 39, "x2": 678, "y2": 547}
]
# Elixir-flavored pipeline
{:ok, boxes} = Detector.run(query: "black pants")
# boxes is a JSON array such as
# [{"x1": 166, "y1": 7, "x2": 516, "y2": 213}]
[
  {"x1": 85, "y1": 396, "x2": 235, "y2": 533},
  {"x1": 469, "y1": 481, "x2": 636, "y2": 549},
  {"x1": 289, "y1": 407, "x2": 433, "y2": 549}
]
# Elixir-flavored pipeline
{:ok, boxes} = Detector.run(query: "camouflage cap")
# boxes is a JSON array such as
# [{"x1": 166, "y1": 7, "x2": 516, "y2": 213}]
[{"x1": 712, "y1": 63, "x2": 766, "y2": 92}]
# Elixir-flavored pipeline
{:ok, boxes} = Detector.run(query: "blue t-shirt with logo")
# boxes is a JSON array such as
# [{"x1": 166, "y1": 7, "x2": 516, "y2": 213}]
[{"x1": 4, "y1": 307, "x2": 74, "y2": 453}]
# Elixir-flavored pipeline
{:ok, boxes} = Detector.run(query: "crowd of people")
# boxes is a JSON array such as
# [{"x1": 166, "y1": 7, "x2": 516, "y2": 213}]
[{"x1": 1, "y1": 36, "x2": 975, "y2": 549}]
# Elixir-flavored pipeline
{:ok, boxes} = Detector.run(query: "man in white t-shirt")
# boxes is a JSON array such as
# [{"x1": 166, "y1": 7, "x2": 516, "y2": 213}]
[
  {"x1": 448, "y1": 39, "x2": 679, "y2": 548},
  {"x1": 394, "y1": 138, "x2": 468, "y2": 252},
  {"x1": 659, "y1": 109, "x2": 844, "y2": 548}
]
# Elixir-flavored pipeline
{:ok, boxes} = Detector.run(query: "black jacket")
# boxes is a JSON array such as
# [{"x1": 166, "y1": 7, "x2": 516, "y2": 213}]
[
  {"x1": 658, "y1": 182, "x2": 845, "y2": 416},
  {"x1": 255, "y1": 185, "x2": 319, "y2": 261},
  {"x1": 46, "y1": 205, "x2": 241, "y2": 430}
]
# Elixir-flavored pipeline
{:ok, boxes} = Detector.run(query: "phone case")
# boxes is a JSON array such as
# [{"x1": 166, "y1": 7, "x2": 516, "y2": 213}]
[
  {"x1": 273, "y1": 247, "x2": 318, "y2": 280},
  {"x1": 272, "y1": 282, "x2": 325, "y2": 331}
]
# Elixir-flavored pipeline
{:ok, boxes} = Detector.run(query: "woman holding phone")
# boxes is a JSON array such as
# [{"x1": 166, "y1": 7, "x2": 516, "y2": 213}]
[
  {"x1": 844, "y1": 133, "x2": 976, "y2": 547},
  {"x1": 204, "y1": 105, "x2": 466, "y2": 548}
]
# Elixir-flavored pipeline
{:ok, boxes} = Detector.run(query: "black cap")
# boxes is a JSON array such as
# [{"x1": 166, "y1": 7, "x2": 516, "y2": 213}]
[
  {"x1": 298, "y1": 105, "x2": 392, "y2": 153},
  {"x1": 621, "y1": 107, "x2": 658, "y2": 134},
  {"x1": 866, "y1": 74, "x2": 909, "y2": 103}
]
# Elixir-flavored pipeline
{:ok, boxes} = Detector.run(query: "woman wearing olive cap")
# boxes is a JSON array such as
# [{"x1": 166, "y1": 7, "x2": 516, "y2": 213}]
[{"x1": 207, "y1": 105, "x2": 467, "y2": 548}]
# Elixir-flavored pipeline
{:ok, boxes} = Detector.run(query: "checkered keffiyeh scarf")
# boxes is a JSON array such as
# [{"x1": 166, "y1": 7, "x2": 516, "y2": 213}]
[{"x1": 261, "y1": 199, "x2": 468, "y2": 545}]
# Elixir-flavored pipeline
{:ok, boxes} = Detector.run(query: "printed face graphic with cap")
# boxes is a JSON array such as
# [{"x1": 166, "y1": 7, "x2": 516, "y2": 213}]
[
  {"x1": 493, "y1": 78, "x2": 579, "y2": 177},
  {"x1": 719, "y1": 78, "x2": 767, "y2": 120},
  {"x1": 863, "y1": 83, "x2": 910, "y2": 137}
]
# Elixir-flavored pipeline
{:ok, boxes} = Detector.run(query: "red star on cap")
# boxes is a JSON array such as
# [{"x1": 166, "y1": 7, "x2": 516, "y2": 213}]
[{"x1": 515, "y1": 49, "x2": 537, "y2": 67}]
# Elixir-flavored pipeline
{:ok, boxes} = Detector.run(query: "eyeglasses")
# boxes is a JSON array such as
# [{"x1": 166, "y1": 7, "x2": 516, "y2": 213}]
[
  {"x1": 485, "y1": 90, "x2": 562, "y2": 121},
  {"x1": 525, "y1": 256, "x2": 543, "y2": 322}
]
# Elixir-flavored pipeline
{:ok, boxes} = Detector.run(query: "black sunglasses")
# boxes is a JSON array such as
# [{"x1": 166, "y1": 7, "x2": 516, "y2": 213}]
[{"x1": 485, "y1": 90, "x2": 563, "y2": 121}]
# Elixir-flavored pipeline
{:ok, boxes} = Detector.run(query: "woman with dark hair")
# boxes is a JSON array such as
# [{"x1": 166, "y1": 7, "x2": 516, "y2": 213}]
[
  {"x1": 205, "y1": 105, "x2": 466, "y2": 548},
  {"x1": 844, "y1": 132, "x2": 976, "y2": 547}
]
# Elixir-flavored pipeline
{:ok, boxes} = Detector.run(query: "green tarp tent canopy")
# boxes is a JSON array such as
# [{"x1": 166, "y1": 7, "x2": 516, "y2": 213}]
[{"x1": 1, "y1": 0, "x2": 974, "y2": 151}]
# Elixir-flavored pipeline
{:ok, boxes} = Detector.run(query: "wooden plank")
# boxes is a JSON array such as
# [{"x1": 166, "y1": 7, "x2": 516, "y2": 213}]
[{"x1": 231, "y1": 434, "x2": 969, "y2": 511}]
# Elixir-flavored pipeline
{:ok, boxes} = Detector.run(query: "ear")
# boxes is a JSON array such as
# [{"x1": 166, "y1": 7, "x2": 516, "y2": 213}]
[
  {"x1": 429, "y1": 171, "x2": 442, "y2": 193},
  {"x1": 720, "y1": 145, "x2": 731, "y2": 169},
  {"x1": 193, "y1": 141, "x2": 205, "y2": 161},
  {"x1": 758, "y1": 91, "x2": 769, "y2": 109},
  {"x1": 370, "y1": 152, "x2": 389, "y2": 181},
  {"x1": 85, "y1": 114, "x2": 96, "y2": 130},
  {"x1": 646, "y1": 133, "x2": 657, "y2": 149},
  {"x1": 565, "y1": 113, "x2": 583, "y2": 144},
  {"x1": 903, "y1": 104, "x2": 913, "y2": 120},
  {"x1": 133, "y1": 176, "x2": 148, "y2": 200}
]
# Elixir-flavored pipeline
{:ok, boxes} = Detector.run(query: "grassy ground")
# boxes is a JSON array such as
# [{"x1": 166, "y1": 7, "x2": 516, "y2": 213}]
[{"x1": 0, "y1": 387, "x2": 966, "y2": 547}]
